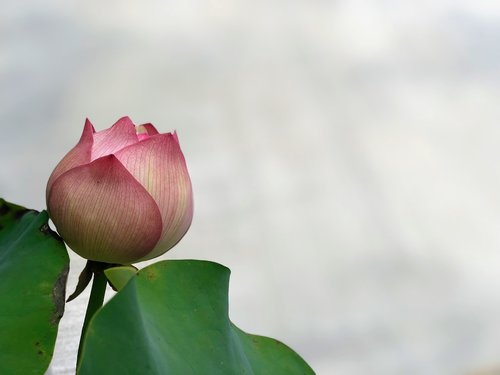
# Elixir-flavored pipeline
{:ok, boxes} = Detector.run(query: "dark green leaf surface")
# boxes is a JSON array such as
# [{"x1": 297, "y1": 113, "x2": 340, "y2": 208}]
[
  {"x1": 0, "y1": 199, "x2": 69, "y2": 375},
  {"x1": 78, "y1": 260, "x2": 314, "y2": 375}
]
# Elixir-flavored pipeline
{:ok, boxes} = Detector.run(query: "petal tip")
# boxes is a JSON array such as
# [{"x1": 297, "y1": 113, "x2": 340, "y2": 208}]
[
  {"x1": 114, "y1": 116, "x2": 136, "y2": 127},
  {"x1": 139, "y1": 123, "x2": 160, "y2": 136},
  {"x1": 171, "y1": 131, "x2": 179, "y2": 144},
  {"x1": 84, "y1": 118, "x2": 95, "y2": 131},
  {"x1": 82, "y1": 119, "x2": 96, "y2": 140}
]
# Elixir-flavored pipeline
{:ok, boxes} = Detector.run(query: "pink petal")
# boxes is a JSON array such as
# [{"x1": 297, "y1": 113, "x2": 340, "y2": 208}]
[
  {"x1": 91, "y1": 117, "x2": 139, "y2": 161},
  {"x1": 114, "y1": 133, "x2": 193, "y2": 260},
  {"x1": 46, "y1": 119, "x2": 95, "y2": 199},
  {"x1": 136, "y1": 123, "x2": 159, "y2": 141},
  {"x1": 47, "y1": 155, "x2": 163, "y2": 264},
  {"x1": 172, "y1": 130, "x2": 179, "y2": 144},
  {"x1": 139, "y1": 123, "x2": 160, "y2": 136}
]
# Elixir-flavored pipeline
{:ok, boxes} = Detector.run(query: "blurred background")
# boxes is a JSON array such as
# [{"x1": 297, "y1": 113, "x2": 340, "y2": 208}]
[{"x1": 2, "y1": 1, "x2": 500, "y2": 374}]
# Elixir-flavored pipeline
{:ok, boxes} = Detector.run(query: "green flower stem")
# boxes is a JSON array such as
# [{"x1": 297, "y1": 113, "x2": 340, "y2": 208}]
[{"x1": 77, "y1": 262, "x2": 108, "y2": 365}]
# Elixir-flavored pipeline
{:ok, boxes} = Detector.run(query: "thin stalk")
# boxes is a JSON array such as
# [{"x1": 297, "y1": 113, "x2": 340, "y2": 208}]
[{"x1": 76, "y1": 263, "x2": 107, "y2": 366}]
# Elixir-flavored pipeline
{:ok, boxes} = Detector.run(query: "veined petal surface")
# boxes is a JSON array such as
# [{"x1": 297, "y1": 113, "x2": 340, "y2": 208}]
[
  {"x1": 91, "y1": 117, "x2": 138, "y2": 161},
  {"x1": 115, "y1": 133, "x2": 193, "y2": 260},
  {"x1": 48, "y1": 155, "x2": 162, "y2": 263}
]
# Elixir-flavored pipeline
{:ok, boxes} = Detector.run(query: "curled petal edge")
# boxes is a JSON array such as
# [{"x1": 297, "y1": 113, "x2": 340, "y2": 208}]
[{"x1": 46, "y1": 119, "x2": 95, "y2": 201}]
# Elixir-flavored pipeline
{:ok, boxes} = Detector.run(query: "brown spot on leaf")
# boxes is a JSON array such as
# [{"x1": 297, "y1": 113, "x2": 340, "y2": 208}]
[
  {"x1": 13, "y1": 210, "x2": 29, "y2": 219},
  {"x1": 40, "y1": 223, "x2": 64, "y2": 243},
  {"x1": 39, "y1": 223, "x2": 49, "y2": 233},
  {"x1": 51, "y1": 265, "x2": 69, "y2": 325},
  {"x1": 13, "y1": 208, "x2": 35, "y2": 219},
  {"x1": 0, "y1": 202, "x2": 11, "y2": 216},
  {"x1": 145, "y1": 269, "x2": 157, "y2": 281}
]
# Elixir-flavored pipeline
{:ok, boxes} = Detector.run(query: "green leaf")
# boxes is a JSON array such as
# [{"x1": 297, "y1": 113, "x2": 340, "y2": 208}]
[
  {"x1": 104, "y1": 265, "x2": 137, "y2": 291},
  {"x1": 66, "y1": 260, "x2": 93, "y2": 302},
  {"x1": 78, "y1": 260, "x2": 314, "y2": 375},
  {"x1": 0, "y1": 199, "x2": 69, "y2": 375}
]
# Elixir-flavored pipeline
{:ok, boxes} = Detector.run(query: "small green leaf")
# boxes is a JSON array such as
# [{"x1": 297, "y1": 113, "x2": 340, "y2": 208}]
[
  {"x1": 0, "y1": 199, "x2": 69, "y2": 375},
  {"x1": 78, "y1": 260, "x2": 314, "y2": 375},
  {"x1": 104, "y1": 265, "x2": 137, "y2": 291},
  {"x1": 67, "y1": 260, "x2": 93, "y2": 302}
]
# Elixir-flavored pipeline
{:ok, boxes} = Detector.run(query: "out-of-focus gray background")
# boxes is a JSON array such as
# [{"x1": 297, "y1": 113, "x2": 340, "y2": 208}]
[{"x1": 2, "y1": 1, "x2": 500, "y2": 374}]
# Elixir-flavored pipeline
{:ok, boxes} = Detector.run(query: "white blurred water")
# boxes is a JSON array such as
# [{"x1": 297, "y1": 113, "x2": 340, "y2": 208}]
[{"x1": 2, "y1": 1, "x2": 500, "y2": 374}]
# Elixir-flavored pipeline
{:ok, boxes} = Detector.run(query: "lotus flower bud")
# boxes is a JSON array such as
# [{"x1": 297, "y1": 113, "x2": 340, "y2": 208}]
[{"x1": 46, "y1": 117, "x2": 193, "y2": 264}]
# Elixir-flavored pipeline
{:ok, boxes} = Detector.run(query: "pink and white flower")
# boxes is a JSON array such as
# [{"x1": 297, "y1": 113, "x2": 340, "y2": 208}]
[{"x1": 46, "y1": 117, "x2": 193, "y2": 264}]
